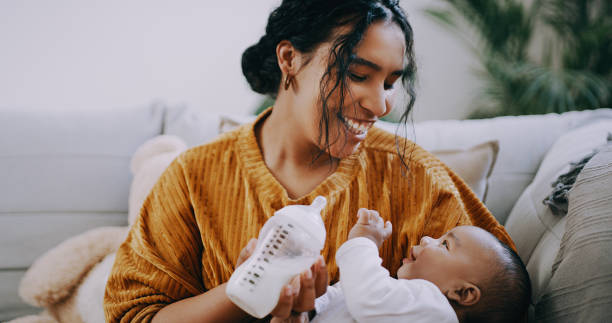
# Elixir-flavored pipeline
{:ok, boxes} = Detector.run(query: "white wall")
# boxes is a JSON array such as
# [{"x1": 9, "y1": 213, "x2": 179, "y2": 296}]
[
  {"x1": 0, "y1": 0, "x2": 481, "y2": 121},
  {"x1": 402, "y1": 0, "x2": 482, "y2": 121}
]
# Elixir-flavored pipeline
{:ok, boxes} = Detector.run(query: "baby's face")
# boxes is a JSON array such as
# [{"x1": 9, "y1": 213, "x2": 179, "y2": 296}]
[{"x1": 397, "y1": 226, "x2": 499, "y2": 292}]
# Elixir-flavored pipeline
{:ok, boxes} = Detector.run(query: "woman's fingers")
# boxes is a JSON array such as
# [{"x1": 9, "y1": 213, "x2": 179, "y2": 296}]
[
  {"x1": 272, "y1": 256, "x2": 327, "y2": 319},
  {"x1": 313, "y1": 256, "x2": 328, "y2": 297},
  {"x1": 270, "y1": 285, "x2": 296, "y2": 318},
  {"x1": 270, "y1": 312, "x2": 309, "y2": 323},
  {"x1": 292, "y1": 268, "x2": 315, "y2": 312},
  {"x1": 236, "y1": 238, "x2": 257, "y2": 266}
]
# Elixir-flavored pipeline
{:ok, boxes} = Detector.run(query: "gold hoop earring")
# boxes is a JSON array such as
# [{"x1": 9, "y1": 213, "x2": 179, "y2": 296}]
[{"x1": 284, "y1": 75, "x2": 293, "y2": 91}]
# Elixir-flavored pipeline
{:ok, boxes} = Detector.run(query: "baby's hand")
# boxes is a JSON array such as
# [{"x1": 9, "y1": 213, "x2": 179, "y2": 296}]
[{"x1": 347, "y1": 209, "x2": 392, "y2": 248}]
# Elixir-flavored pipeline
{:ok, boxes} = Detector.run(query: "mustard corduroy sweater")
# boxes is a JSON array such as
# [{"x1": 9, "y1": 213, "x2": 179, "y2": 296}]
[{"x1": 104, "y1": 112, "x2": 514, "y2": 322}]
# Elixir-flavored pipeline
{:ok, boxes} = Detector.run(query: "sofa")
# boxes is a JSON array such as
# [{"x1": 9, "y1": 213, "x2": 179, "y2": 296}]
[{"x1": 1, "y1": 103, "x2": 611, "y2": 322}]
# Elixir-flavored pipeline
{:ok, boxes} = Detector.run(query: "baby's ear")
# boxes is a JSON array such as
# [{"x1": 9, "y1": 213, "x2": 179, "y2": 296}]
[{"x1": 447, "y1": 282, "x2": 481, "y2": 306}]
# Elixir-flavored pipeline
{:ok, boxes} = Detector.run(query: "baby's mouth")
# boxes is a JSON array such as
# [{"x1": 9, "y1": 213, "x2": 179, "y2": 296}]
[
  {"x1": 402, "y1": 247, "x2": 417, "y2": 264},
  {"x1": 338, "y1": 114, "x2": 374, "y2": 135}
]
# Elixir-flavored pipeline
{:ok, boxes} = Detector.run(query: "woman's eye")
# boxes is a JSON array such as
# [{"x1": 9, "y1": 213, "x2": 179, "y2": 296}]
[{"x1": 349, "y1": 72, "x2": 367, "y2": 82}]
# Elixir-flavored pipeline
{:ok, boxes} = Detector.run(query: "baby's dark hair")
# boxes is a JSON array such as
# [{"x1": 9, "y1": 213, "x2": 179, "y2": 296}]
[
  {"x1": 460, "y1": 239, "x2": 532, "y2": 323},
  {"x1": 242, "y1": 0, "x2": 417, "y2": 170}
]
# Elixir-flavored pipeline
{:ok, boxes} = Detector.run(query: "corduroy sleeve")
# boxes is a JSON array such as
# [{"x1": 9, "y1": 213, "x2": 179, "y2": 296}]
[{"x1": 104, "y1": 156, "x2": 205, "y2": 323}]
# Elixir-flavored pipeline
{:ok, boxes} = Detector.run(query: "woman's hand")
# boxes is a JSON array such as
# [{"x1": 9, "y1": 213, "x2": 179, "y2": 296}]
[
  {"x1": 236, "y1": 238, "x2": 328, "y2": 322},
  {"x1": 348, "y1": 208, "x2": 392, "y2": 248},
  {"x1": 269, "y1": 256, "x2": 327, "y2": 322}
]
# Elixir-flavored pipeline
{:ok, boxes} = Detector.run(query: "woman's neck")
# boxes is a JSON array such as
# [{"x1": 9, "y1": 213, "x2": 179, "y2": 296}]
[{"x1": 255, "y1": 100, "x2": 339, "y2": 199}]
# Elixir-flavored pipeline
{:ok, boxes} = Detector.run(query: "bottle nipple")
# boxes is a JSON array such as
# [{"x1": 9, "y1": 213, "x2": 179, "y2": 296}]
[{"x1": 310, "y1": 196, "x2": 327, "y2": 213}]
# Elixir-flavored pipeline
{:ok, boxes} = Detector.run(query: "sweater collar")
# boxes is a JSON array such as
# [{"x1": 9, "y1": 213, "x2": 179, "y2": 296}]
[{"x1": 237, "y1": 107, "x2": 365, "y2": 209}]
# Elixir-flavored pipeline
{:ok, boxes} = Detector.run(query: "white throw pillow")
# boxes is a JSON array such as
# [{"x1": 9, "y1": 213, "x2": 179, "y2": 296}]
[{"x1": 217, "y1": 115, "x2": 499, "y2": 201}]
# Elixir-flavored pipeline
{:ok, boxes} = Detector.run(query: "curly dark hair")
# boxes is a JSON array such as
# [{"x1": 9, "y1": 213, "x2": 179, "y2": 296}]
[{"x1": 242, "y1": 0, "x2": 417, "y2": 169}]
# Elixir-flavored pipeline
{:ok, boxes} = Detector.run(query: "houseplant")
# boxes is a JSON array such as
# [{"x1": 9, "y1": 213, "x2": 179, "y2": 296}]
[{"x1": 425, "y1": 0, "x2": 611, "y2": 118}]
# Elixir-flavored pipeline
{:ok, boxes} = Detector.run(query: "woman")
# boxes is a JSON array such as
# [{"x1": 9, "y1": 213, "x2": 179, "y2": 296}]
[{"x1": 104, "y1": 0, "x2": 514, "y2": 322}]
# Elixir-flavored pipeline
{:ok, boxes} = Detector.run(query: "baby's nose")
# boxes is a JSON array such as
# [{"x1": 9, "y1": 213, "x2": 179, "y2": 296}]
[{"x1": 420, "y1": 236, "x2": 433, "y2": 245}]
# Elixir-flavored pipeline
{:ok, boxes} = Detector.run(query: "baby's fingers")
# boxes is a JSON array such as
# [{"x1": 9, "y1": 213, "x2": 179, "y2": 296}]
[
  {"x1": 369, "y1": 210, "x2": 383, "y2": 228},
  {"x1": 383, "y1": 221, "x2": 393, "y2": 239},
  {"x1": 356, "y1": 208, "x2": 370, "y2": 224}
]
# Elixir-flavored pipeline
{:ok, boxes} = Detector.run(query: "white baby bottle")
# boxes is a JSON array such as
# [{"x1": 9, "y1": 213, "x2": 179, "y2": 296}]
[{"x1": 226, "y1": 196, "x2": 327, "y2": 318}]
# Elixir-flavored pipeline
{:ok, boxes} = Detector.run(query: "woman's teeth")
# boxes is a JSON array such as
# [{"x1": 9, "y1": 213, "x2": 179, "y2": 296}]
[{"x1": 343, "y1": 117, "x2": 371, "y2": 135}]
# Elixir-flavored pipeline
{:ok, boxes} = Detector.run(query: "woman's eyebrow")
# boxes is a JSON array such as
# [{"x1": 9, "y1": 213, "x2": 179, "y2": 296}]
[{"x1": 352, "y1": 56, "x2": 404, "y2": 76}]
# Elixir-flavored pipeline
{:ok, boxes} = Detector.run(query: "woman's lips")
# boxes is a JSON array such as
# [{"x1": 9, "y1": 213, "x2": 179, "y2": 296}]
[{"x1": 339, "y1": 114, "x2": 375, "y2": 139}]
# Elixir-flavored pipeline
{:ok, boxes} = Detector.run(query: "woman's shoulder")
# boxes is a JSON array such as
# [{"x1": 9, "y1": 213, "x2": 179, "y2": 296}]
[{"x1": 177, "y1": 125, "x2": 246, "y2": 164}]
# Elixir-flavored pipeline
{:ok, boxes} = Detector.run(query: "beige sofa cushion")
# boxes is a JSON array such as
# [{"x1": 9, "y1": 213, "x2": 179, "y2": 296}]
[
  {"x1": 504, "y1": 120, "x2": 612, "y2": 308},
  {"x1": 534, "y1": 144, "x2": 612, "y2": 322},
  {"x1": 429, "y1": 141, "x2": 498, "y2": 201}
]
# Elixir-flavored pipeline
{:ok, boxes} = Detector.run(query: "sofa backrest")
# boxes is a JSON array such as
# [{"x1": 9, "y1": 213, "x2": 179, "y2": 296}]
[
  {"x1": 165, "y1": 105, "x2": 612, "y2": 224},
  {"x1": 0, "y1": 103, "x2": 164, "y2": 319}
]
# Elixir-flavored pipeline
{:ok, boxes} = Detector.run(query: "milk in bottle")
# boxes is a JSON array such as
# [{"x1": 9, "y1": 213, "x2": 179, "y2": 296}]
[{"x1": 225, "y1": 196, "x2": 327, "y2": 318}]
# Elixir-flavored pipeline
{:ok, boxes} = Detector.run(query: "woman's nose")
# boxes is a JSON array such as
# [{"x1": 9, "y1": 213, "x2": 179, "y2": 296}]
[{"x1": 361, "y1": 86, "x2": 389, "y2": 117}]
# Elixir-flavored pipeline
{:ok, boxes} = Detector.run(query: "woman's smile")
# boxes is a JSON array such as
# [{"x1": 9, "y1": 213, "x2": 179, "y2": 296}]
[{"x1": 338, "y1": 112, "x2": 376, "y2": 139}]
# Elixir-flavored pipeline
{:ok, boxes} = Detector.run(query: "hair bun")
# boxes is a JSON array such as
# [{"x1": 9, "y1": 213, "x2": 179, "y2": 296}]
[{"x1": 241, "y1": 35, "x2": 281, "y2": 95}]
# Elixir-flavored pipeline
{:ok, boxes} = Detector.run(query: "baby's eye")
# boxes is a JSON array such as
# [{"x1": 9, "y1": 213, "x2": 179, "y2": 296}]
[
  {"x1": 442, "y1": 240, "x2": 449, "y2": 250},
  {"x1": 384, "y1": 82, "x2": 394, "y2": 90}
]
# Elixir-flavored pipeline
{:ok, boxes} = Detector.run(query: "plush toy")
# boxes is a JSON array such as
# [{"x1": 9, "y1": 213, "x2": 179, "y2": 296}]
[{"x1": 12, "y1": 135, "x2": 187, "y2": 323}]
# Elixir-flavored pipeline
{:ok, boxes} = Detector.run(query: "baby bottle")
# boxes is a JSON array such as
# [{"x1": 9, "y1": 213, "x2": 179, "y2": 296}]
[{"x1": 226, "y1": 196, "x2": 327, "y2": 318}]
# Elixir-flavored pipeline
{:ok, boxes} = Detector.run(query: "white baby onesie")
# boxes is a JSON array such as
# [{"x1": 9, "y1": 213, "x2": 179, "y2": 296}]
[{"x1": 312, "y1": 237, "x2": 458, "y2": 323}]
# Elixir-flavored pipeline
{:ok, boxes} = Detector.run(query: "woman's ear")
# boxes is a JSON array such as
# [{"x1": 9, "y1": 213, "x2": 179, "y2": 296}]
[
  {"x1": 446, "y1": 282, "x2": 481, "y2": 306},
  {"x1": 276, "y1": 40, "x2": 301, "y2": 77},
  {"x1": 276, "y1": 40, "x2": 305, "y2": 93}
]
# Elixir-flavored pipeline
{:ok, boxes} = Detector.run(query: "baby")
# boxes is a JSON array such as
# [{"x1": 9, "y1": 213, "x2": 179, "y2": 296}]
[{"x1": 312, "y1": 209, "x2": 531, "y2": 323}]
